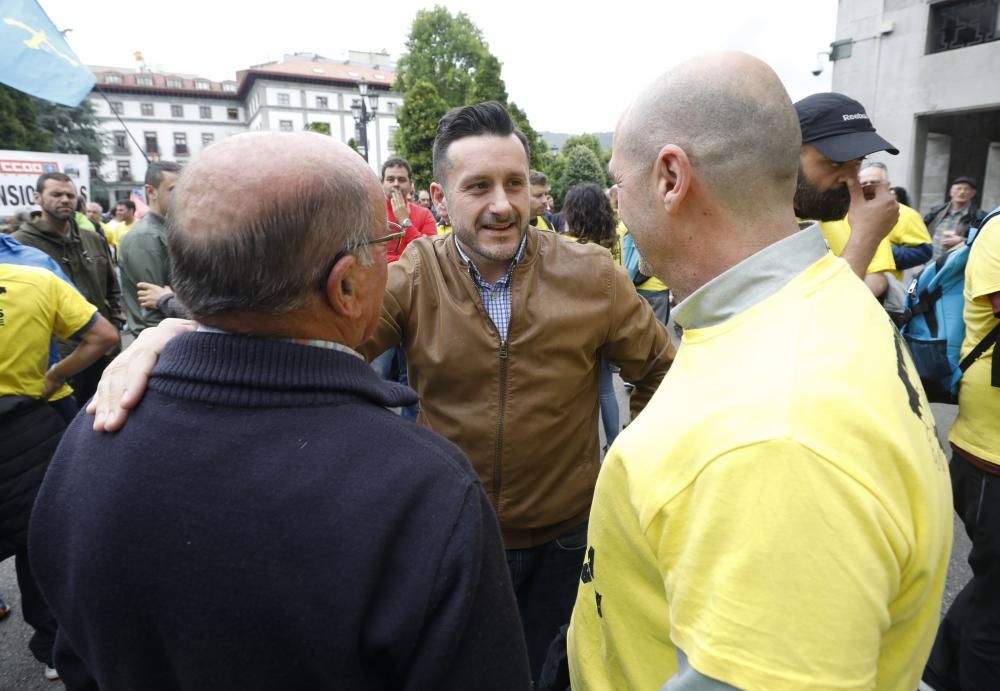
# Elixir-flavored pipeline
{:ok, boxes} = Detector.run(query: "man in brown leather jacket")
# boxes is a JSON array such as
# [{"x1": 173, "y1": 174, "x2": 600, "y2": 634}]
[
  {"x1": 360, "y1": 101, "x2": 673, "y2": 681},
  {"x1": 87, "y1": 102, "x2": 673, "y2": 685}
]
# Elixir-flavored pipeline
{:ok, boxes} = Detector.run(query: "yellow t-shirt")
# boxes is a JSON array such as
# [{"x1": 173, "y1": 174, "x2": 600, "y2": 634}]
[
  {"x1": 106, "y1": 219, "x2": 137, "y2": 250},
  {"x1": 569, "y1": 253, "x2": 951, "y2": 691},
  {"x1": 819, "y1": 218, "x2": 896, "y2": 274},
  {"x1": 0, "y1": 264, "x2": 98, "y2": 401},
  {"x1": 887, "y1": 205, "x2": 933, "y2": 280},
  {"x1": 615, "y1": 221, "x2": 668, "y2": 291},
  {"x1": 436, "y1": 223, "x2": 452, "y2": 236},
  {"x1": 950, "y1": 215, "x2": 1000, "y2": 465}
]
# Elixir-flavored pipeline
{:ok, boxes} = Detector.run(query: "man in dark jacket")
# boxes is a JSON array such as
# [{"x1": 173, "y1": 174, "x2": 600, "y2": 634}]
[
  {"x1": 29, "y1": 131, "x2": 530, "y2": 690},
  {"x1": 924, "y1": 176, "x2": 989, "y2": 259},
  {"x1": 14, "y1": 173, "x2": 123, "y2": 404}
]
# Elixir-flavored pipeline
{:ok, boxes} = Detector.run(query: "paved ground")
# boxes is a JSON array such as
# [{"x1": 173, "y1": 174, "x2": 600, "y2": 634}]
[{"x1": 0, "y1": 394, "x2": 970, "y2": 690}]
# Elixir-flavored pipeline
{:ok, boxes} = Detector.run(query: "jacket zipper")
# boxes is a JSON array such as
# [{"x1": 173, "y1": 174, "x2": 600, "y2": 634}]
[{"x1": 493, "y1": 340, "x2": 509, "y2": 506}]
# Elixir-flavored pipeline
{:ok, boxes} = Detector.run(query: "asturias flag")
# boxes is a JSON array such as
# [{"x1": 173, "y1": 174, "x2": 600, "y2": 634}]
[{"x1": 0, "y1": 0, "x2": 95, "y2": 106}]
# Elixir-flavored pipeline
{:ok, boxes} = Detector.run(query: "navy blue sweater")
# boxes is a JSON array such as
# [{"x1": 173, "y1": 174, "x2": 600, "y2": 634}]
[{"x1": 30, "y1": 332, "x2": 530, "y2": 690}]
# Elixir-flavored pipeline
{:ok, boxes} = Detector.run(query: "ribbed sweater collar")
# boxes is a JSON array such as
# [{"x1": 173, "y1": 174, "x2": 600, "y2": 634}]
[{"x1": 148, "y1": 332, "x2": 418, "y2": 409}]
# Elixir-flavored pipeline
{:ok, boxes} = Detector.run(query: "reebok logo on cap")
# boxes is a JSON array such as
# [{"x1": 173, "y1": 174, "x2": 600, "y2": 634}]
[{"x1": 842, "y1": 113, "x2": 869, "y2": 122}]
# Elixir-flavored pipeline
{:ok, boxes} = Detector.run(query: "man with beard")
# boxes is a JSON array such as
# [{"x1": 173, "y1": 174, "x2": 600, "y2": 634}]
[
  {"x1": 793, "y1": 93, "x2": 899, "y2": 298},
  {"x1": 86, "y1": 102, "x2": 673, "y2": 685}
]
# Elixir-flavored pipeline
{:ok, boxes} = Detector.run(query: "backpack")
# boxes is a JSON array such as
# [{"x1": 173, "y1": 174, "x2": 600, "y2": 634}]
[
  {"x1": 621, "y1": 230, "x2": 650, "y2": 286},
  {"x1": 901, "y1": 206, "x2": 1000, "y2": 403}
]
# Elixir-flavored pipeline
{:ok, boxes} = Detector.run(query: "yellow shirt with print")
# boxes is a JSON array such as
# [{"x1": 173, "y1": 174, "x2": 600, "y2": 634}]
[
  {"x1": 568, "y1": 253, "x2": 951, "y2": 691},
  {"x1": 819, "y1": 218, "x2": 896, "y2": 274},
  {"x1": 950, "y1": 215, "x2": 1000, "y2": 465},
  {"x1": 0, "y1": 264, "x2": 99, "y2": 401},
  {"x1": 615, "y1": 221, "x2": 668, "y2": 291},
  {"x1": 887, "y1": 205, "x2": 933, "y2": 280}
]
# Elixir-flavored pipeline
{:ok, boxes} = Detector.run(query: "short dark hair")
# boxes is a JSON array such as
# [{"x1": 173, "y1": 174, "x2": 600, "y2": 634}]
[
  {"x1": 117, "y1": 200, "x2": 136, "y2": 212},
  {"x1": 145, "y1": 161, "x2": 182, "y2": 188},
  {"x1": 432, "y1": 101, "x2": 530, "y2": 185},
  {"x1": 381, "y1": 157, "x2": 412, "y2": 181},
  {"x1": 77, "y1": 195, "x2": 87, "y2": 212},
  {"x1": 36, "y1": 172, "x2": 73, "y2": 195},
  {"x1": 529, "y1": 170, "x2": 547, "y2": 187},
  {"x1": 563, "y1": 183, "x2": 617, "y2": 248}
]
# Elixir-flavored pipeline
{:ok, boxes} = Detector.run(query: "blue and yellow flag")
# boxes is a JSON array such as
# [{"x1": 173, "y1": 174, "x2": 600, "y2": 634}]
[{"x1": 0, "y1": 0, "x2": 94, "y2": 106}]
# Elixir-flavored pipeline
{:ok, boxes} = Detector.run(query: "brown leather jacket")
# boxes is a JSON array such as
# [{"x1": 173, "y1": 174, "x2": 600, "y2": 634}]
[{"x1": 361, "y1": 228, "x2": 673, "y2": 547}]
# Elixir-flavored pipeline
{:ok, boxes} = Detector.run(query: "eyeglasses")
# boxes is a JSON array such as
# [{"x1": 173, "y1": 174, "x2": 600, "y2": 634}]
[{"x1": 317, "y1": 222, "x2": 406, "y2": 291}]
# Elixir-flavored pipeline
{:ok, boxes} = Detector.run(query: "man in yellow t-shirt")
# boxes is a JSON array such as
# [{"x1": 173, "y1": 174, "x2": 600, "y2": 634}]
[
  {"x1": 105, "y1": 199, "x2": 137, "y2": 250},
  {"x1": 569, "y1": 54, "x2": 951, "y2": 691},
  {"x1": 0, "y1": 262, "x2": 118, "y2": 679},
  {"x1": 858, "y1": 162, "x2": 932, "y2": 280},
  {"x1": 925, "y1": 212, "x2": 1000, "y2": 690}
]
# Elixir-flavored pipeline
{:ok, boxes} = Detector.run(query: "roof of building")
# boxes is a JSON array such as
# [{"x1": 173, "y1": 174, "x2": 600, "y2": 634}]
[
  {"x1": 89, "y1": 65, "x2": 239, "y2": 99},
  {"x1": 235, "y1": 58, "x2": 397, "y2": 97}
]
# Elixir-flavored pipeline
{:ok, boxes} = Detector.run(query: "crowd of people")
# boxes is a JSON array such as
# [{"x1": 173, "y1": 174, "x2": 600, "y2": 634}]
[{"x1": 1, "y1": 50, "x2": 998, "y2": 691}]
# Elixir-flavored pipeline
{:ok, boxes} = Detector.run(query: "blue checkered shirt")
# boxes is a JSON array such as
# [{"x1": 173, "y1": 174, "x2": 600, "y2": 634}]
[{"x1": 454, "y1": 234, "x2": 528, "y2": 342}]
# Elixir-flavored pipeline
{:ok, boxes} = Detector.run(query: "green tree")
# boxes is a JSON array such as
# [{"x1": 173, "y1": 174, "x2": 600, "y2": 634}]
[
  {"x1": 470, "y1": 53, "x2": 507, "y2": 104},
  {"x1": 395, "y1": 6, "x2": 486, "y2": 107},
  {"x1": 304, "y1": 121, "x2": 331, "y2": 135},
  {"x1": 0, "y1": 85, "x2": 51, "y2": 151},
  {"x1": 554, "y1": 146, "x2": 606, "y2": 207},
  {"x1": 346, "y1": 138, "x2": 361, "y2": 155},
  {"x1": 395, "y1": 6, "x2": 548, "y2": 184},
  {"x1": 34, "y1": 97, "x2": 106, "y2": 168},
  {"x1": 561, "y1": 134, "x2": 610, "y2": 183},
  {"x1": 396, "y1": 80, "x2": 449, "y2": 190}
]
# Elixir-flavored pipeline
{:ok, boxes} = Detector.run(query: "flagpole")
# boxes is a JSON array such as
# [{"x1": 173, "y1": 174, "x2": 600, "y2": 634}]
[{"x1": 93, "y1": 83, "x2": 151, "y2": 166}]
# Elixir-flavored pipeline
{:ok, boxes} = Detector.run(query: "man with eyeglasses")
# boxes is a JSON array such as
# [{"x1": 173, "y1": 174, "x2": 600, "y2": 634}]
[{"x1": 27, "y1": 132, "x2": 531, "y2": 689}]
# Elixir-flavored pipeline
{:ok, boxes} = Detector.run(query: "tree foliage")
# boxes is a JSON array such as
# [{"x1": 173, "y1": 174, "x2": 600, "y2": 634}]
[
  {"x1": 34, "y1": 97, "x2": 106, "y2": 168},
  {"x1": 396, "y1": 80, "x2": 449, "y2": 190},
  {"x1": 0, "y1": 85, "x2": 51, "y2": 151},
  {"x1": 304, "y1": 121, "x2": 331, "y2": 135},
  {"x1": 553, "y1": 146, "x2": 606, "y2": 208},
  {"x1": 395, "y1": 6, "x2": 547, "y2": 184}
]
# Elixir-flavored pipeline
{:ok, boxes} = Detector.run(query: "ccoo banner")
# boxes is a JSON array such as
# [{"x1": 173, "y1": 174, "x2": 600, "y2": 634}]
[{"x1": 0, "y1": 150, "x2": 90, "y2": 217}]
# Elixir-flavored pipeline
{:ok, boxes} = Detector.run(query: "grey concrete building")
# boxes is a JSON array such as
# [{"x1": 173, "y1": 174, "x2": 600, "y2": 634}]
[{"x1": 830, "y1": 0, "x2": 1000, "y2": 213}]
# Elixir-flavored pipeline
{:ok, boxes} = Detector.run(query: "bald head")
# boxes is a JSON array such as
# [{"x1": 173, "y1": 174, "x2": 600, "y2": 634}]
[
  {"x1": 168, "y1": 132, "x2": 384, "y2": 318},
  {"x1": 616, "y1": 52, "x2": 801, "y2": 216}
]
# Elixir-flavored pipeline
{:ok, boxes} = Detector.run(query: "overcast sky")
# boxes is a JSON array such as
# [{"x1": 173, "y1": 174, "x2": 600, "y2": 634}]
[{"x1": 43, "y1": 0, "x2": 838, "y2": 134}]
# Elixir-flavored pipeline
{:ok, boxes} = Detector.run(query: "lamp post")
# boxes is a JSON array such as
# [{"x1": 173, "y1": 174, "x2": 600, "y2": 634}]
[{"x1": 350, "y1": 79, "x2": 380, "y2": 162}]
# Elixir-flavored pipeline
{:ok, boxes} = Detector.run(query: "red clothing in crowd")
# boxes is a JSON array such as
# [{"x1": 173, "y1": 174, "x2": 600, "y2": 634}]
[{"x1": 386, "y1": 200, "x2": 437, "y2": 262}]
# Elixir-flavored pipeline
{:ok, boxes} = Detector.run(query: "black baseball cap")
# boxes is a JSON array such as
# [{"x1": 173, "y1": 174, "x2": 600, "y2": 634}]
[
  {"x1": 951, "y1": 176, "x2": 978, "y2": 189},
  {"x1": 795, "y1": 93, "x2": 899, "y2": 162}
]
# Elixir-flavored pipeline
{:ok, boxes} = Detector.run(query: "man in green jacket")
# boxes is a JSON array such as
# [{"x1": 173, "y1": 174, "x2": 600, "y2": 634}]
[
  {"x1": 119, "y1": 161, "x2": 182, "y2": 334},
  {"x1": 14, "y1": 172, "x2": 122, "y2": 404}
]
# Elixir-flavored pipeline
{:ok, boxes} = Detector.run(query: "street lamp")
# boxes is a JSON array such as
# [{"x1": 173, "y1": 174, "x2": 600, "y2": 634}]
[{"x1": 350, "y1": 79, "x2": 380, "y2": 162}]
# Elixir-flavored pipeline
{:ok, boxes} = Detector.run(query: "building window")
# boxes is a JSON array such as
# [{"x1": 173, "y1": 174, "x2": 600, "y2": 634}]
[
  {"x1": 140, "y1": 103, "x2": 154, "y2": 116},
  {"x1": 195, "y1": 80, "x2": 210, "y2": 90},
  {"x1": 166, "y1": 78, "x2": 183, "y2": 88},
  {"x1": 199, "y1": 106, "x2": 212, "y2": 119},
  {"x1": 202, "y1": 133, "x2": 215, "y2": 146},
  {"x1": 277, "y1": 93, "x2": 290, "y2": 106},
  {"x1": 316, "y1": 96, "x2": 328, "y2": 109},
  {"x1": 136, "y1": 75, "x2": 154, "y2": 86},
  {"x1": 387, "y1": 101, "x2": 397, "y2": 113},
  {"x1": 171, "y1": 104, "x2": 184, "y2": 117},
  {"x1": 279, "y1": 120, "x2": 293, "y2": 132},
  {"x1": 222, "y1": 82, "x2": 236, "y2": 93},
  {"x1": 174, "y1": 132, "x2": 189, "y2": 156},
  {"x1": 227, "y1": 107, "x2": 239, "y2": 120},
  {"x1": 144, "y1": 132, "x2": 158, "y2": 155},
  {"x1": 927, "y1": 0, "x2": 1000, "y2": 53},
  {"x1": 117, "y1": 160, "x2": 132, "y2": 181},
  {"x1": 110, "y1": 101, "x2": 124, "y2": 115},
  {"x1": 113, "y1": 131, "x2": 128, "y2": 154},
  {"x1": 388, "y1": 126, "x2": 399, "y2": 151},
  {"x1": 105, "y1": 74, "x2": 123, "y2": 84}
]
